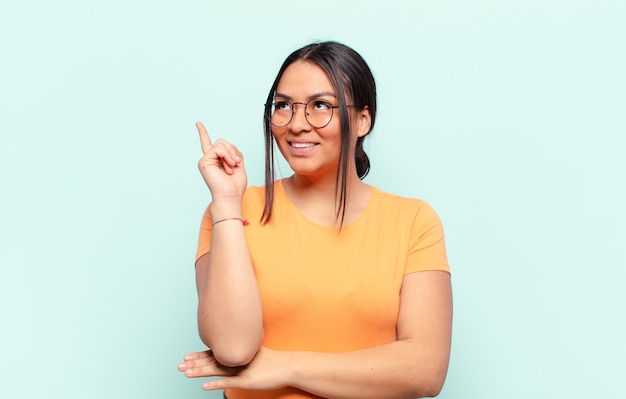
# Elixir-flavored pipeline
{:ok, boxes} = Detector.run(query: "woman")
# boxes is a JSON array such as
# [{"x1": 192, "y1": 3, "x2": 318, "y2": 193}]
[{"x1": 178, "y1": 41, "x2": 452, "y2": 399}]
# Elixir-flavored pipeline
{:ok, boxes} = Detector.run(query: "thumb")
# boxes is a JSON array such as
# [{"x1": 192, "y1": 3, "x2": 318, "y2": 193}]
[{"x1": 202, "y1": 376, "x2": 241, "y2": 391}]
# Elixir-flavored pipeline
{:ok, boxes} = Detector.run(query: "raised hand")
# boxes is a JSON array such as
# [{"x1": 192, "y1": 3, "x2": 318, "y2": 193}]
[{"x1": 196, "y1": 121, "x2": 247, "y2": 201}]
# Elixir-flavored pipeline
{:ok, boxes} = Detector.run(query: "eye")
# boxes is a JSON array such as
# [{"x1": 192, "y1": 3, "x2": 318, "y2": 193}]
[
  {"x1": 311, "y1": 100, "x2": 332, "y2": 111},
  {"x1": 274, "y1": 101, "x2": 291, "y2": 111}
]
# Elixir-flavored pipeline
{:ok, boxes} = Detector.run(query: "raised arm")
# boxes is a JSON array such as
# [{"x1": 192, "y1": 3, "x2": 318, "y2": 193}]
[{"x1": 194, "y1": 121, "x2": 263, "y2": 367}]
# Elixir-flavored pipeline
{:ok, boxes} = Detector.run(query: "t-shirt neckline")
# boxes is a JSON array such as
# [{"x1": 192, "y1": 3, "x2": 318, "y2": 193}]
[{"x1": 275, "y1": 178, "x2": 376, "y2": 231}]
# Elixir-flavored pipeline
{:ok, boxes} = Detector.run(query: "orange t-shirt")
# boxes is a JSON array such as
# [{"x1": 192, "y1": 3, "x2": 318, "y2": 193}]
[{"x1": 196, "y1": 179, "x2": 449, "y2": 399}]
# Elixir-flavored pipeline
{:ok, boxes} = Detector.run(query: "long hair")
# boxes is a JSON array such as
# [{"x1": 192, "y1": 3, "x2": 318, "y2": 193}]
[{"x1": 261, "y1": 41, "x2": 377, "y2": 226}]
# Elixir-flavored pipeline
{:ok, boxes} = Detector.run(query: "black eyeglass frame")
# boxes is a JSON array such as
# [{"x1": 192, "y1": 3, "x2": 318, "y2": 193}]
[{"x1": 266, "y1": 100, "x2": 359, "y2": 129}]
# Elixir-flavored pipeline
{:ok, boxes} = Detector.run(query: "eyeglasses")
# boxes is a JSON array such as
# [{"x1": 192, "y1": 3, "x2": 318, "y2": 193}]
[{"x1": 268, "y1": 99, "x2": 356, "y2": 129}]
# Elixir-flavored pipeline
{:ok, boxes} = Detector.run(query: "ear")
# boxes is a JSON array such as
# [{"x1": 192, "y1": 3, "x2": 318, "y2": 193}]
[{"x1": 356, "y1": 106, "x2": 371, "y2": 138}]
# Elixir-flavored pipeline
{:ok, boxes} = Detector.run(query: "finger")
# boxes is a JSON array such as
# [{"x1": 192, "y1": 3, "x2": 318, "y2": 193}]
[
  {"x1": 220, "y1": 157, "x2": 241, "y2": 176},
  {"x1": 183, "y1": 361, "x2": 241, "y2": 379},
  {"x1": 180, "y1": 350, "x2": 225, "y2": 369},
  {"x1": 178, "y1": 359, "x2": 212, "y2": 372},
  {"x1": 209, "y1": 141, "x2": 243, "y2": 172},
  {"x1": 202, "y1": 376, "x2": 244, "y2": 391},
  {"x1": 196, "y1": 121, "x2": 212, "y2": 154},
  {"x1": 179, "y1": 351, "x2": 212, "y2": 370},
  {"x1": 183, "y1": 350, "x2": 211, "y2": 361},
  {"x1": 213, "y1": 140, "x2": 242, "y2": 163}
]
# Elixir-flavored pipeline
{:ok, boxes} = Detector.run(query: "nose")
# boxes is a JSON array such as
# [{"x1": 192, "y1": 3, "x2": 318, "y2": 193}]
[{"x1": 289, "y1": 102, "x2": 311, "y2": 133}]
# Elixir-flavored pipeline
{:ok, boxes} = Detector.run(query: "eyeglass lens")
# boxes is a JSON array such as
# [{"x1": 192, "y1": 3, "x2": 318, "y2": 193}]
[{"x1": 270, "y1": 100, "x2": 334, "y2": 128}]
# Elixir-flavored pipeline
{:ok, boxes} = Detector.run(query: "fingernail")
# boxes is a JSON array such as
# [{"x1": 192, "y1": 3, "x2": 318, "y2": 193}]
[
  {"x1": 185, "y1": 369, "x2": 194, "y2": 376},
  {"x1": 184, "y1": 355, "x2": 192, "y2": 360}
]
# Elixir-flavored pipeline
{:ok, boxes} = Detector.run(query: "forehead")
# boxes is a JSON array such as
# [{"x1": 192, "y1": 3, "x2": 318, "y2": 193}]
[{"x1": 276, "y1": 60, "x2": 335, "y2": 96}]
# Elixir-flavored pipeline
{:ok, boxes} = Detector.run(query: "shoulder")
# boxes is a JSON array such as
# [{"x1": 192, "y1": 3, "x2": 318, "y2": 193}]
[
  {"x1": 241, "y1": 184, "x2": 266, "y2": 213},
  {"x1": 369, "y1": 186, "x2": 439, "y2": 220},
  {"x1": 242, "y1": 179, "x2": 290, "y2": 208},
  {"x1": 243, "y1": 184, "x2": 265, "y2": 200},
  {"x1": 367, "y1": 187, "x2": 444, "y2": 238}
]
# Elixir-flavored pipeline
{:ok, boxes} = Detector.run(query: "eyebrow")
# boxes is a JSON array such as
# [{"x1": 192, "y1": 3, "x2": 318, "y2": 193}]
[{"x1": 275, "y1": 91, "x2": 337, "y2": 101}]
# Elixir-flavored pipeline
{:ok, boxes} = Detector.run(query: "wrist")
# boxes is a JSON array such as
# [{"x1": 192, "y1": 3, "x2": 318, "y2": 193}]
[
  {"x1": 209, "y1": 199, "x2": 243, "y2": 220},
  {"x1": 282, "y1": 350, "x2": 301, "y2": 388}
]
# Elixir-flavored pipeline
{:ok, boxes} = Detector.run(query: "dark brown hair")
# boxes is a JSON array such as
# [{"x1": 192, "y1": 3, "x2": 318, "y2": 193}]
[{"x1": 261, "y1": 41, "x2": 377, "y2": 225}]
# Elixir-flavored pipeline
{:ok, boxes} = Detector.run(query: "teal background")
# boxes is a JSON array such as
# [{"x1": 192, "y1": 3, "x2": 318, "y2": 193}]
[{"x1": 1, "y1": 1, "x2": 624, "y2": 398}]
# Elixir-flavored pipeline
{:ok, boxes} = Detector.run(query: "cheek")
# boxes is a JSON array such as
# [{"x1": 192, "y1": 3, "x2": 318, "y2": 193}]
[
  {"x1": 271, "y1": 126, "x2": 288, "y2": 140},
  {"x1": 271, "y1": 128, "x2": 290, "y2": 156},
  {"x1": 316, "y1": 125, "x2": 343, "y2": 145}
]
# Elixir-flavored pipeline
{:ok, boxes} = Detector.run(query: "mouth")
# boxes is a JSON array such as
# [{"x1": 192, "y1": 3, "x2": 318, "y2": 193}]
[{"x1": 288, "y1": 141, "x2": 318, "y2": 148}]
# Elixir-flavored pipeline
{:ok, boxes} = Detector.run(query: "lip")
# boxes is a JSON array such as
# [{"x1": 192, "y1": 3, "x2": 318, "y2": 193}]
[{"x1": 287, "y1": 140, "x2": 319, "y2": 155}]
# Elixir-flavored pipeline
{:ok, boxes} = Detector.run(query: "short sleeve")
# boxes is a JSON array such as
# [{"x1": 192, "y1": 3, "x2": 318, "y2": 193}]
[
  {"x1": 195, "y1": 205, "x2": 213, "y2": 262},
  {"x1": 405, "y1": 202, "x2": 450, "y2": 274}
]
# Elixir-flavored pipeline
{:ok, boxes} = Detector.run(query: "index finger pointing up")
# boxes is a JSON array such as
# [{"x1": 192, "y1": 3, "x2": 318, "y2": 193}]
[{"x1": 196, "y1": 121, "x2": 212, "y2": 154}]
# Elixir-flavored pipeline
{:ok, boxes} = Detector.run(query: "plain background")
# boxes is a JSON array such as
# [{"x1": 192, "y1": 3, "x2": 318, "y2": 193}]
[{"x1": 1, "y1": 0, "x2": 624, "y2": 398}]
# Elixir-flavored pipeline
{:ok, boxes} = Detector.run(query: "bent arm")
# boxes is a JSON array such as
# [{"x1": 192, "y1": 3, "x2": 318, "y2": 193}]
[
  {"x1": 193, "y1": 271, "x2": 452, "y2": 398},
  {"x1": 195, "y1": 200, "x2": 263, "y2": 367},
  {"x1": 287, "y1": 271, "x2": 452, "y2": 399}
]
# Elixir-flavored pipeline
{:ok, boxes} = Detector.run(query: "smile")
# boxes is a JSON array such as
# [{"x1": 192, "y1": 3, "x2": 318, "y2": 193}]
[{"x1": 289, "y1": 142, "x2": 317, "y2": 148}]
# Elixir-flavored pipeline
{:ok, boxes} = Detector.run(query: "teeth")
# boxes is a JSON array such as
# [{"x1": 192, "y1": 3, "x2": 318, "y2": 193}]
[{"x1": 291, "y1": 142, "x2": 315, "y2": 148}]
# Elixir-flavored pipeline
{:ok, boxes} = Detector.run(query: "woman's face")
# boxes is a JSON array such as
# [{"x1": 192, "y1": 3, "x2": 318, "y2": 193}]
[{"x1": 272, "y1": 60, "x2": 369, "y2": 180}]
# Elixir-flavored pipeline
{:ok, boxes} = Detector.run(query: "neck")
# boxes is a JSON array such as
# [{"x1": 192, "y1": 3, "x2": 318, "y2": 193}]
[
  {"x1": 287, "y1": 168, "x2": 362, "y2": 198},
  {"x1": 283, "y1": 170, "x2": 370, "y2": 227}
]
